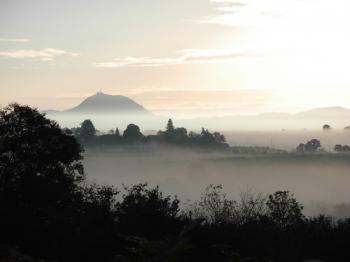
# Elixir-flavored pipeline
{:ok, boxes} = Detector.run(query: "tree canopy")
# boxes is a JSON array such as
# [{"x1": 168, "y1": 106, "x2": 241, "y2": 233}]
[
  {"x1": 70, "y1": 118, "x2": 228, "y2": 149},
  {"x1": 296, "y1": 139, "x2": 322, "y2": 153},
  {"x1": 0, "y1": 104, "x2": 117, "y2": 259},
  {"x1": 77, "y1": 119, "x2": 96, "y2": 143},
  {"x1": 123, "y1": 123, "x2": 143, "y2": 142}
]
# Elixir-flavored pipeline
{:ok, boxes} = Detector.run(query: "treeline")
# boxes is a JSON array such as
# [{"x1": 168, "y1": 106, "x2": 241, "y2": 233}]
[
  {"x1": 1, "y1": 104, "x2": 350, "y2": 261},
  {"x1": 296, "y1": 139, "x2": 350, "y2": 153},
  {"x1": 67, "y1": 118, "x2": 229, "y2": 149}
]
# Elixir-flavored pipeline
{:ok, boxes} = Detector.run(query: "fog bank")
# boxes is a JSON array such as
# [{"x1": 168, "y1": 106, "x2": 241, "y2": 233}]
[{"x1": 83, "y1": 148, "x2": 350, "y2": 217}]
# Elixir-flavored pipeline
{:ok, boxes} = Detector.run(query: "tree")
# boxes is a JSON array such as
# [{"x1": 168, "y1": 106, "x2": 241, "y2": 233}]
[
  {"x1": 190, "y1": 184, "x2": 236, "y2": 224},
  {"x1": 166, "y1": 118, "x2": 175, "y2": 133},
  {"x1": 334, "y1": 144, "x2": 343, "y2": 152},
  {"x1": 213, "y1": 132, "x2": 226, "y2": 143},
  {"x1": 116, "y1": 183, "x2": 181, "y2": 239},
  {"x1": 323, "y1": 124, "x2": 331, "y2": 131},
  {"x1": 0, "y1": 104, "x2": 85, "y2": 253},
  {"x1": 123, "y1": 123, "x2": 143, "y2": 142},
  {"x1": 200, "y1": 128, "x2": 215, "y2": 143},
  {"x1": 304, "y1": 139, "x2": 321, "y2": 152},
  {"x1": 115, "y1": 127, "x2": 121, "y2": 137},
  {"x1": 78, "y1": 119, "x2": 96, "y2": 143},
  {"x1": 266, "y1": 191, "x2": 304, "y2": 227},
  {"x1": 334, "y1": 144, "x2": 350, "y2": 152},
  {"x1": 0, "y1": 104, "x2": 121, "y2": 259},
  {"x1": 296, "y1": 143, "x2": 306, "y2": 153}
]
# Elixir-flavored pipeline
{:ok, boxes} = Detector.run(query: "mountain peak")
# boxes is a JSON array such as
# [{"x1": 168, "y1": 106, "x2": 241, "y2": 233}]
[{"x1": 66, "y1": 92, "x2": 152, "y2": 115}]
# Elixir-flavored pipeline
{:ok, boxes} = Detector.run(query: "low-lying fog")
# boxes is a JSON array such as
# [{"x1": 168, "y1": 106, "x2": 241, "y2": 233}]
[
  {"x1": 223, "y1": 130, "x2": 350, "y2": 151},
  {"x1": 83, "y1": 146, "x2": 350, "y2": 218}
]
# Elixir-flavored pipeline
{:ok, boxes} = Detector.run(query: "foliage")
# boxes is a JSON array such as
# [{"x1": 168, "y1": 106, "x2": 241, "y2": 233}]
[
  {"x1": 296, "y1": 139, "x2": 322, "y2": 153},
  {"x1": 0, "y1": 104, "x2": 85, "y2": 246},
  {"x1": 166, "y1": 118, "x2": 175, "y2": 133},
  {"x1": 77, "y1": 119, "x2": 96, "y2": 143},
  {"x1": 190, "y1": 184, "x2": 236, "y2": 224},
  {"x1": 0, "y1": 104, "x2": 118, "y2": 260},
  {"x1": 116, "y1": 183, "x2": 181, "y2": 239},
  {"x1": 70, "y1": 118, "x2": 228, "y2": 149},
  {"x1": 334, "y1": 144, "x2": 350, "y2": 152},
  {"x1": 123, "y1": 123, "x2": 143, "y2": 142},
  {"x1": 266, "y1": 191, "x2": 305, "y2": 227},
  {"x1": 322, "y1": 124, "x2": 331, "y2": 130}
]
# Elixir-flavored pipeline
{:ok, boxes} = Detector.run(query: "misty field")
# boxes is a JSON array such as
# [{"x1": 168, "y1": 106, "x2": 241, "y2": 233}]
[
  {"x1": 223, "y1": 130, "x2": 350, "y2": 150},
  {"x1": 83, "y1": 147, "x2": 350, "y2": 217}
]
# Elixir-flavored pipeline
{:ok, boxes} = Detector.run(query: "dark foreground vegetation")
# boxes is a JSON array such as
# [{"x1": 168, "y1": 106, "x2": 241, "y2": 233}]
[{"x1": 1, "y1": 104, "x2": 350, "y2": 262}]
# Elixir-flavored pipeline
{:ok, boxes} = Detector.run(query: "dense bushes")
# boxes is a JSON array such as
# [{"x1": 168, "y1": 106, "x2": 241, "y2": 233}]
[{"x1": 116, "y1": 183, "x2": 182, "y2": 239}]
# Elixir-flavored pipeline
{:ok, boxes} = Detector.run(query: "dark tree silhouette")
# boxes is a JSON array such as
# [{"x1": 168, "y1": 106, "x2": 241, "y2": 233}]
[
  {"x1": 116, "y1": 183, "x2": 181, "y2": 239},
  {"x1": 335, "y1": 144, "x2": 343, "y2": 152},
  {"x1": 78, "y1": 119, "x2": 96, "y2": 143},
  {"x1": 213, "y1": 132, "x2": 226, "y2": 143},
  {"x1": 166, "y1": 118, "x2": 175, "y2": 133},
  {"x1": 266, "y1": 191, "x2": 304, "y2": 227},
  {"x1": 297, "y1": 139, "x2": 321, "y2": 153},
  {"x1": 296, "y1": 143, "x2": 306, "y2": 153},
  {"x1": 123, "y1": 123, "x2": 143, "y2": 142},
  {"x1": 323, "y1": 124, "x2": 331, "y2": 131},
  {"x1": 115, "y1": 127, "x2": 121, "y2": 137},
  {"x1": 0, "y1": 104, "x2": 85, "y2": 254},
  {"x1": 334, "y1": 144, "x2": 350, "y2": 152},
  {"x1": 305, "y1": 139, "x2": 321, "y2": 152},
  {"x1": 0, "y1": 104, "x2": 121, "y2": 260}
]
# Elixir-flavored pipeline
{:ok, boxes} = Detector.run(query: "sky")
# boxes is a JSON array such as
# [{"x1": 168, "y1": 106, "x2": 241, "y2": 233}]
[{"x1": 1, "y1": 0, "x2": 350, "y2": 117}]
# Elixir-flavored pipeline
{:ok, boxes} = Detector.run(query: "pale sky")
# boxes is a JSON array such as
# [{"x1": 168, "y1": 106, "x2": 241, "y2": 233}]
[{"x1": 1, "y1": 0, "x2": 350, "y2": 117}]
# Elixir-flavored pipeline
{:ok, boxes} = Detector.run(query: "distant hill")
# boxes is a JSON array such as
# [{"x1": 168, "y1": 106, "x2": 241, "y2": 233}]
[
  {"x1": 295, "y1": 107, "x2": 350, "y2": 119},
  {"x1": 45, "y1": 94, "x2": 350, "y2": 131},
  {"x1": 178, "y1": 106, "x2": 350, "y2": 131},
  {"x1": 45, "y1": 92, "x2": 159, "y2": 129},
  {"x1": 64, "y1": 92, "x2": 152, "y2": 115}
]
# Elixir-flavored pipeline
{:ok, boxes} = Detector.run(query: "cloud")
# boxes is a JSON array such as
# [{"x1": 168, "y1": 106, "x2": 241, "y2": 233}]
[
  {"x1": 200, "y1": 0, "x2": 307, "y2": 27},
  {"x1": 0, "y1": 38, "x2": 31, "y2": 43},
  {"x1": 0, "y1": 48, "x2": 79, "y2": 61},
  {"x1": 94, "y1": 49, "x2": 256, "y2": 68}
]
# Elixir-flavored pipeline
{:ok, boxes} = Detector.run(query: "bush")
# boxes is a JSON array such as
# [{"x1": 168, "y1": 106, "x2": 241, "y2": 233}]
[{"x1": 116, "y1": 183, "x2": 182, "y2": 239}]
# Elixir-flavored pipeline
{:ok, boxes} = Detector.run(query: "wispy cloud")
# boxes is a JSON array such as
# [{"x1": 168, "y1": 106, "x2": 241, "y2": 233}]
[
  {"x1": 94, "y1": 49, "x2": 256, "y2": 68},
  {"x1": 0, "y1": 48, "x2": 79, "y2": 61},
  {"x1": 0, "y1": 38, "x2": 31, "y2": 43},
  {"x1": 200, "y1": 0, "x2": 306, "y2": 27}
]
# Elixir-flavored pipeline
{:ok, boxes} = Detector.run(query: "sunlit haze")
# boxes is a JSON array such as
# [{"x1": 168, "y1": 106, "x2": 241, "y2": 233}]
[{"x1": 1, "y1": 0, "x2": 350, "y2": 117}]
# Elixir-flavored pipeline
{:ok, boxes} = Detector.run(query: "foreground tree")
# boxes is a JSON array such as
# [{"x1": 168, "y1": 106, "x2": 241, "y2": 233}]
[
  {"x1": 0, "y1": 104, "x2": 119, "y2": 260},
  {"x1": 0, "y1": 103, "x2": 84, "y2": 205},
  {"x1": 266, "y1": 191, "x2": 304, "y2": 227},
  {"x1": 116, "y1": 183, "x2": 181, "y2": 239},
  {"x1": 0, "y1": 104, "x2": 85, "y2": 251}
]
